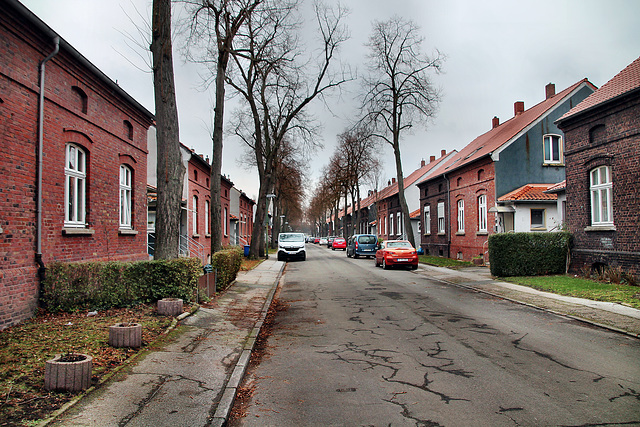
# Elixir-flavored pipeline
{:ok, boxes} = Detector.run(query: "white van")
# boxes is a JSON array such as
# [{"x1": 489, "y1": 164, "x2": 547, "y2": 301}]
[{"x1": 277, "y1": 232, "x2": 306, "y2": 261}]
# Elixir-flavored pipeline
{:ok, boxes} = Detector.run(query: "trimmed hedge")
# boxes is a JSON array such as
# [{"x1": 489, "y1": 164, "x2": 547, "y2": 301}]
[
  {"x1": 488, "y1": 232, "x2": 572, "y2": 277},
  {"x1": 211, "y1": 247, "x2": 243, "y2": 291},
  {"x1": 41, "y1": 258, "x2": 202, "y2": 313}
]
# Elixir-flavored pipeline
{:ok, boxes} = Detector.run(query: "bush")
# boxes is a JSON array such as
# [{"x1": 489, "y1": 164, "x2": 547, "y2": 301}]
[
  {"x1": 211, "y1": 247, "x2": 243, "y2": 291},
  {"x1": 488, "y1": 232, "x2": 571, "y2": 277},
  {"x1": 41, "y1": 258, "x2": 202, "y2": 313}
]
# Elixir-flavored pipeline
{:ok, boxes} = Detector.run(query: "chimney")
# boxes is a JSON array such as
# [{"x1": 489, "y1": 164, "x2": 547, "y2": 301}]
[
  {"x1": 514, "y1": 101, "x2": 525, "y2": 116},
  {"x1": 430, "y1": 155, "x2": 436, "y2": 162},
  {"x1": 492, "y1": 116, "x2": 500, "y2": 128},
  {"x1": 388, "y1": 180, "x2": 391, "y2": 186},
  {"x1": 421, "y1": 159, "x2": 426, "y2": 167},
  {"x1": 441, "y1": 149, "x2": 446, "y2": 157},
  {"x1": 545, "y1": 83, "x2": 555, "y2": 99},
  {"x1": 392, "y1": 177, "x2": 396, "y2": 184}
]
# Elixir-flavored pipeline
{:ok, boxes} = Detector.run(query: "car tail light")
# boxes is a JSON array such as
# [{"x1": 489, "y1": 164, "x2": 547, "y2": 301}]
[{"x1": 355, "y1": 241, "x2": 359, "y2": 249}]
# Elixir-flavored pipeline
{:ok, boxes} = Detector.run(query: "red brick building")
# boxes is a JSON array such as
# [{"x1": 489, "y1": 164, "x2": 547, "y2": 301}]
[
  {"x1": 418, "y1": 80, "x2": 595, "y2": 261},
  {"x1": 1, "y1": 1, "x2": 154, "y2": 329},
  {"x1": 557, "y1": 57, "x2": 640, "y2": 275}
]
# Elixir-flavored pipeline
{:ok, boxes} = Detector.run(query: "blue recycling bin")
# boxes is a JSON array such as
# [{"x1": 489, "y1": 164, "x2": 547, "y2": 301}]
[{"x1": 244, "y1": 245, "x2": 250, "y2": 256}]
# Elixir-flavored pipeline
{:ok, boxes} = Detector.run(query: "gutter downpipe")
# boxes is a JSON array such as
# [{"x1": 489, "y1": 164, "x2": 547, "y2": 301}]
[
  {"x1": 444, "y1": 173, "x2": 451, "y2": 259},
  {"x1": 36, "y1": 36, "x2": 60, "y2": 292}
]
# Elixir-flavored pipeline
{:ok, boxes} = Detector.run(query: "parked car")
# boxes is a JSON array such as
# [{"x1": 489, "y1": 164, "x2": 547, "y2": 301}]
[
  {"x1": 314, "y1": 237, "x2": 320, "y2": 244},
  {"x1": 327, "y1": 236, "x2": 337, "y2": 248},
  {"x1": 319, "y1": 237, "x2": 328, "y2": 245},
  {"x1": 346, "y1": 234, "x2": 378, "y2": 258},
  {"x1": 375, "y1": 240, "x2": 418, "y2": 270},
  {"x1": 277, "y1": 232, "x2": 306, "y2": 261},
  {"x1": 331, "y1": 237, "x2": 346, "y2": 250}
]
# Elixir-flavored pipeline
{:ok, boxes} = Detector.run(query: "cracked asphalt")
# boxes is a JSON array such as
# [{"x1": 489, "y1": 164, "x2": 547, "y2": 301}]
[{"x1": 232, "y1": 244, "x2": 640, "y2": 426}]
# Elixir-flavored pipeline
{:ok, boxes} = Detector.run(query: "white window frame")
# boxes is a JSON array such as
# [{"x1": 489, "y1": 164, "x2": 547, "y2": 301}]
[
  {"x1": 397, "y1": 212, "x2": 402, "y2": 237},
  {"x1": 119, "y1": 165, "x2": 132, "y2": 229},
  {"x1": 478, "y1": 195, "x2": 488, "y2": 232},
  {"x1": 590, "y1": 166, "x2": 613, "y2": 225},
  {"x1": 224, "y1": 207, "x2": 228, "y2": 236},
  {"x1": 389, "y1": 213, "x2": 394, "y2": 236},
  {"x1": 457, "y1": 199, "x2": 465, "y2": 233},
  {"x1": 423, "y1": 205, "x2": 431, "y2": 235},
  {"x1": 205, "y1": 200, "x2": 210, "y2": 235},
  {"x1": 64, "y1": 143, "x2": 86, "y2": 227},
  {"x1": 543, "y1": 134, "x2": 563, "y2": 164},
  {"x1": 437, "y1": 202, "x2": 445, "y2": 234},
  {"x1": 193, "y1": 196, "x2": 199, "y2": 235}
]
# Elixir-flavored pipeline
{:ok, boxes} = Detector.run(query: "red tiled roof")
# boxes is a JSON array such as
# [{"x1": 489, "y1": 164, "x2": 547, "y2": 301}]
[
  {"x1": 498, "y1": 184, "x2": 558, "y2": 202},
  {"x1": 560, "y1": 56, "x2": 640, "y2": 120},
  {"x1": 409, "y1": 208, "x2": 421, "y2": 219},
  {"x1": 420, "y1": 79, "x2": 596, "y2": 183},
  {"x1": 544, "y1": 180, "x2": 566, "y2": 194}
]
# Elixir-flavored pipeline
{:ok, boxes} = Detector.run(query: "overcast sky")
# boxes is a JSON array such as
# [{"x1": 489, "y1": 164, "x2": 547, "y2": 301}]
[{"x1": 21, "y1": 0, "x2": 640, "y2": 201}]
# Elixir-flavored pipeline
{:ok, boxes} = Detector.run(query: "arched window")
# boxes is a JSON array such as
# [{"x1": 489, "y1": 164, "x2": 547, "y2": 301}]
[
  {"x1": 72, "y1": 86, "x2": 88, "y2": 114},
  {"x1": 119, "y1": 165, "x2": 132, "y2": 228},
  {"x1": 477, "y1": 169, "x2": 485, "y2": 181},
  {"x1": 478, "y1": 195, "x2": 487, "y2": 232},
  {"x1": 457, "y1": 199, "x2": 465, "y2": 233},
  {"x1": 457, "y1": 177, "x2": 462, "y2": 187},
  {"x1": 194, "y1": 170, "x2": 198, "y2": 182},
  {"x1": 123, "y1": 120, "x2": 133, "y2": 140},
  {"x1": 205, "y1": 200, "x2": 210, "y2": 235},
  {"x1": 193, "y1": 196, "x2": 199, "y2": 235},
  {"x1": 590, "y1": 166, "x2": 613, "y2": 225},
  {"x1": 65, "y1": 143, "x2": 86, "y2": 226}
]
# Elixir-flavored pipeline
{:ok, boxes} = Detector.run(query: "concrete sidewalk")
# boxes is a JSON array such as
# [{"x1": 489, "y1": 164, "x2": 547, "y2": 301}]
[
  {"x1": 48, "y1": 259, "x2": 284, "y2": 427},
  {"x1": 418, "y1": 264, "x2": 640, "y2": 338}
]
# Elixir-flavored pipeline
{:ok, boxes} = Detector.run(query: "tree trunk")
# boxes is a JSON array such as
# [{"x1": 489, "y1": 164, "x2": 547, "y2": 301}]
[
  {"x1": 152, "y1": 0, "x2": 184, "y2": 260},
  {"x1": 210, "y1": 49, "x2": 228, "y2": 255},
  {"x1": 393, "y1": 142, "x2": 415, "y2": 247}
]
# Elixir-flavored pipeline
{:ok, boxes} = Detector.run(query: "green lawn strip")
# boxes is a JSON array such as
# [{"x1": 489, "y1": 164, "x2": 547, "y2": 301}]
[
  {"x1": 418, "y1": 255, "x2": 475, "y2": 268},
  {"x1": 501, "y1": 275, "x2": 640, "y2": 309}
]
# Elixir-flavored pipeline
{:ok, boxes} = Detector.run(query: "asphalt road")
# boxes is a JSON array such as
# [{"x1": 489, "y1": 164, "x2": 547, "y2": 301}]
[{"x1": 232, "y1": 244, "x2": 640, "y2": 426}]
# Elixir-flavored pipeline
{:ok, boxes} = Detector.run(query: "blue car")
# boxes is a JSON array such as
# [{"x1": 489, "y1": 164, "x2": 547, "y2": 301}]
[{"x1": 346, "y1": 234, "x2": 378, "y2": 259}]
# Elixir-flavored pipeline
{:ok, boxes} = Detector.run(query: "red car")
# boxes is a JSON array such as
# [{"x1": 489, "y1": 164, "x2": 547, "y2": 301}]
[
  {"x1": 375, "y1": 240, "x2": 419, "y2": 270},
  {"x1": 331, "y1": 237, "x2": 346, "y2": 250}
]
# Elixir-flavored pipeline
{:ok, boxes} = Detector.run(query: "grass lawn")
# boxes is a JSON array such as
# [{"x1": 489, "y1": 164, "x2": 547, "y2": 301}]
[
  {"x1": 419, "y1": 254, "x2": 475, "y2": 268},
  {"x1": 502, "y1": 275, "x2": 640, "y2": 309}
]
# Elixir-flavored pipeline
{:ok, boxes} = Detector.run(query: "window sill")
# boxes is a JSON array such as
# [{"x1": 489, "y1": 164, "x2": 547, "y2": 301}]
[
  {"x1": 205, "y1": 234, "x2": 211, "y2": 238},
  {"x1": 62, "y1": 227, "x2": 95, "y2": 236},
  {"x1": 542, "y1": 162, "x2": 565, "y2": 167},
  {"x1": 192, "y1": 234, "x2": 200, "y2": 238},
  {"x1": 119, "y1": 229, "x2": 138, "y2": 235},
  {"x1": 437, "y1": 232, "x2": 446, "y2": 236},
  {"x1": 530, "y1": 227, "x2": 546, "y2": 231},
  {"x1": 476, "y1": 231, "x2": 488, "y2": 236},
  {"x1": 456, "y1": 232, "x2": 465, "y2": 236},
  {"x1": 585, "y1": 225, "x2": 616, "y2": 232},
  {"x1": 424, "y1": 233, "x2": 431, "y2": 236}
]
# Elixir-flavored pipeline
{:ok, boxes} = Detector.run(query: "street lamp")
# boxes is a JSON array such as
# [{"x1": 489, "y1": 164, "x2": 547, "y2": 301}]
[
  {"x1": 264, "y1": 194, "x2": 276, "y2": 258},
  {"x1": 280, "y1": 215, "x2": 285, "y2": 233}
]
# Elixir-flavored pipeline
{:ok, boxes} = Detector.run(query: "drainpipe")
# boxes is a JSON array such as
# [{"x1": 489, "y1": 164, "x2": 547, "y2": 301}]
[
  {"x1": 35, "y1": 37, "x2": 60, "y2": 289},
  {"x1": 443, "y1": 173, "x2": 451, "y2": 258}
]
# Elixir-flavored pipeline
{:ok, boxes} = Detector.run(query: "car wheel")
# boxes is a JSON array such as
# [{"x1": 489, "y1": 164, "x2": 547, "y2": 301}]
[
  {"x1": 383, "y1": 258, "x2": 390, "y2": 270},
  {"x1": 354, "y1": 253, "x2": 359, "y2": 259},
  {"x1": 302, "y1": 253, "x2": 306, "y2": 261},
  {"x1": 375, "y1": 257, "x2": 380, "y2": 267},
  {"x1": 277, "y1": 254, "x2": 283, "y2": 262},
  {"x1": 411, "y1": 264, "x2": 418, "y2": 270},
  {"x1": 332, "y1": 247, "x2": 335, "y2": 251}
]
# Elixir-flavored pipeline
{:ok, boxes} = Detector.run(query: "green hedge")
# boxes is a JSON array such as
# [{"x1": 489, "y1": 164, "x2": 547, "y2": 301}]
[
  {"x1": 211, "y1": 247, "x2": 243, "y2": 291},
  {"x1": 41, "y1": 258, "x2": 202, "y2": 313},
  {"x1": 488, "y1": 232, "x2": 572, "y2": 277}
]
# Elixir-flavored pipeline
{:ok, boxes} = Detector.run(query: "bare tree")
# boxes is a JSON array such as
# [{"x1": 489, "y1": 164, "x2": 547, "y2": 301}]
[
  {"x1": 359, "y1": 16, "x2": 443, "y2": 247},
  {"x1": 152, "y1": 0, "x2": 185, "y2": 259},
  {"x1": 182, "y1": 0, "x2": 263, "y2": 254},
  {"x1": 228, "y1": 0, "x2": 351, "y2": 257}
]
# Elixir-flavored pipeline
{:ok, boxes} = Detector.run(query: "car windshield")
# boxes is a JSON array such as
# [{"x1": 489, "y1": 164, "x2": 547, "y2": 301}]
[
  {"x1": 358, "y1": 235, "x2": 377, "y2": 244},
  {"x1": 279, "y1": 233, "x2": 305, "y2": 242},
  {"x1": 387, "y1": 241, "x2": 412, "y2": 248}
]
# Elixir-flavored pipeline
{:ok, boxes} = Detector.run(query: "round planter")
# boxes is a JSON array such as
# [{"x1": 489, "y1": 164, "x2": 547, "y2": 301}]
[
  {"x1": 44, "y1": 353, "x2": 92, "y2": 392},
  {"x1": 109, "y1": 323, "x2": 142, "y2": 348},
  {"x1": 157, "y1": 298, "x2": 183, "y2": 317}
]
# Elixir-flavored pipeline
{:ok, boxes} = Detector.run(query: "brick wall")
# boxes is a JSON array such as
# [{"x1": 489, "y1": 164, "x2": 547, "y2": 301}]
[
  {"x1": 418, "y1": 176, "x2": 450, "y2": 257},
  {"x1": 560, "y1": 92, "x2": 640, "y2": 275},
  {"x1": 0, "y1": 4, "x2": 153, "y2": 329}
]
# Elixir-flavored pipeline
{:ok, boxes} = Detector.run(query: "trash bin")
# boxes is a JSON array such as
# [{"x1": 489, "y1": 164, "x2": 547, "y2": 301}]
[{"x1": 244, "y1": 245, "x2": 250, "y2": 257}]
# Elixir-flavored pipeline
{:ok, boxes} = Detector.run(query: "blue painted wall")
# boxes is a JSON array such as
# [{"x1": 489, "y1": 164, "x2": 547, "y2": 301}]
[{"x1": 494, "y1": 85, "x2": 595, "y2": 197}]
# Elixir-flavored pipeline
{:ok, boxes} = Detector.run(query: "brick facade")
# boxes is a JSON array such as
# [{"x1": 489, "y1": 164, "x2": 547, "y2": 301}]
[
  {"x1": 557, "y1": 60, "x2": 640, "y2": 275},
  {"x1": 0, "y1": 2, "x2": 154, "y2": 329}
]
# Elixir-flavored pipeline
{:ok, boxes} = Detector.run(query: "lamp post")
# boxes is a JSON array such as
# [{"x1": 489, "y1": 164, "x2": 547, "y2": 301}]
[
  {"x1": 265, "y1": 194, "x2": 276, "y2": 258},
  {"x1": 279, "y1": 215, "x2": 285, "y2": 233}
]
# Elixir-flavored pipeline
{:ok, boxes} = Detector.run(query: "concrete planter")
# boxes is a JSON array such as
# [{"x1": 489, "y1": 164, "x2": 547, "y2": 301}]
[
  {"x1": 157, "y1": 298, "x2": 183, "y2": 317},
  {"x1": 109, "y1": 323, "x2": 142, "y2": 348},
  {"x1": 44, "y1": 353, "x2": 92, "y2": 392}
]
